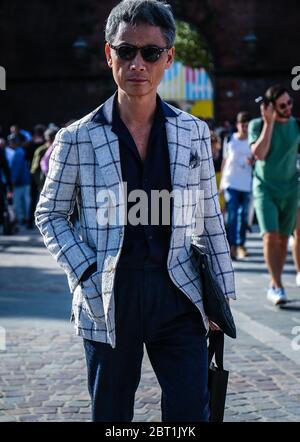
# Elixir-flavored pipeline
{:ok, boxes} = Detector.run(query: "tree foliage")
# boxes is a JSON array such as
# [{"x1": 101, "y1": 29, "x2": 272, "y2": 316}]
[{"x1": 174, "y1": 20, "x2": 213, "y2": 70}]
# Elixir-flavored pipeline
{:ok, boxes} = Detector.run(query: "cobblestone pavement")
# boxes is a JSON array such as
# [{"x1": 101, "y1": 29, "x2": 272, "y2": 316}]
[{"x1": 0, "y1": 226, "x2": 300, "y2": 422}]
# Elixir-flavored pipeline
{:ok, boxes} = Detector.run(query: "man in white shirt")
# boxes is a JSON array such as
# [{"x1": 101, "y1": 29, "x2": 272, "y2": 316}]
[{"x1": 220, "y1": 112, "x2": 253, "y2": 259}]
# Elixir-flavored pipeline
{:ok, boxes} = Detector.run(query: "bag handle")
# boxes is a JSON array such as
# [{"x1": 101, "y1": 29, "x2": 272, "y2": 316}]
[{"x1": 208, "y1": 331, "x2": 225, "y2": 370}]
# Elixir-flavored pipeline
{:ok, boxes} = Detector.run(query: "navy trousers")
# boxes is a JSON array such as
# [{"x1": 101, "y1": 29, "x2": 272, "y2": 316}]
[{"x1": 83, "y1": 264, "x2": 210, "y2": 422}]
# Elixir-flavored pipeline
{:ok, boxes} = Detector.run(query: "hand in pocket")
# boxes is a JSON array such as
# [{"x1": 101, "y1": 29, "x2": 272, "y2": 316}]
[{"x1": 80, "y1": 271, "x2": 105, "y2": 322}]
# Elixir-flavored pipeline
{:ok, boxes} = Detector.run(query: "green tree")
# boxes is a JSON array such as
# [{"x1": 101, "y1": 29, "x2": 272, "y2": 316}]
[{"x1": 174, "y1": 20, "x2": 213, "y2": 70}]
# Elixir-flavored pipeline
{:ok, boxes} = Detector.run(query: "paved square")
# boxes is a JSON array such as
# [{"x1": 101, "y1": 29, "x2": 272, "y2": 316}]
[{"x1": 1, "y1": 227, "x2": 300, "y2": 421}]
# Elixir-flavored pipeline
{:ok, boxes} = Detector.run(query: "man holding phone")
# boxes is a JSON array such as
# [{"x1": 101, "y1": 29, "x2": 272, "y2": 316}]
[{"x1": 249, "y1": 85, "x2": 300, "y2": 305}]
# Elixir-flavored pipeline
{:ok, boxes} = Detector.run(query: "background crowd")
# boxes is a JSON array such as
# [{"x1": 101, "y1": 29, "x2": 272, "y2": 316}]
[{"x1": 0, "y1": 120, "x2": 75, "y2": 233}]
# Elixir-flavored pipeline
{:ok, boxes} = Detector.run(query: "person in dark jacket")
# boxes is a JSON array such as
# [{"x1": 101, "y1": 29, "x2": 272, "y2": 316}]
[
  {"x1": 9, "y1": 134, "x2": 31, "y2": 227},
  {"x1": 0, "y1": 138, "x2": 13, "y2": 226}
]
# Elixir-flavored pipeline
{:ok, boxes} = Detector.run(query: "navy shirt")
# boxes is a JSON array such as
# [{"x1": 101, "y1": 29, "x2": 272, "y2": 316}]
[{"x1": 111, "y1": 95, "x2": 177, "y2": 268}]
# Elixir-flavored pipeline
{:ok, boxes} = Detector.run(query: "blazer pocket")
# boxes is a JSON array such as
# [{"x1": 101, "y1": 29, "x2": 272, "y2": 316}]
[
  {"x1": 189, "y1": 151, "x2": 201, "y2": 169},
  {"x1": 79, "y1": 270, "x2": 105, "y2": 323}
]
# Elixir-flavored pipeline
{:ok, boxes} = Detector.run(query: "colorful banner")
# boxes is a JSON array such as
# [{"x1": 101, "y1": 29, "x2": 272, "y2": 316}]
[{"x1": 158, "y1": 61, "x2": 214, "y2": 101}]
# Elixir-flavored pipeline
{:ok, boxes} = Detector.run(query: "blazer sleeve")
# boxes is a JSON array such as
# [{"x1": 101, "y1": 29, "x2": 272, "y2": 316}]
[
  {"x1": 197, "y1": 121, "x2": 236, "y2": 300},
  {"x1": 34, "y1": 128, "x2": 97, "y2": 293}
]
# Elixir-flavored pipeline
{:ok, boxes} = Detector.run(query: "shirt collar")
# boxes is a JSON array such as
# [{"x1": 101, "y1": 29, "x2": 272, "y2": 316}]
[{"x1": 92, "y1": 91, "x2": 179, "y2": 125}]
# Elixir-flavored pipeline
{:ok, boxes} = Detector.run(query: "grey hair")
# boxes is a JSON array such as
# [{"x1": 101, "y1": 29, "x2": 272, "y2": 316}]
[{"x1": 105, "y1": 0, "x2": 176, "y2": 48}]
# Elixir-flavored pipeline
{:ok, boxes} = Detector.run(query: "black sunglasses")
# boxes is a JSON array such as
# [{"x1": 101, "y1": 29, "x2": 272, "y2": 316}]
[
  {"x1": 109, "y1": 43, "x2": 170, "y2": 62},
  {"x1": 278, "y1": 99, "x2": 293, "y2": 110}
]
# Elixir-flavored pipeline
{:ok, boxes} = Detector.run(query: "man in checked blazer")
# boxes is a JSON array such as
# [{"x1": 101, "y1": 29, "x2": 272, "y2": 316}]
[{"x1": 35, "y1": 0, "x2": 236, "y2": 422}]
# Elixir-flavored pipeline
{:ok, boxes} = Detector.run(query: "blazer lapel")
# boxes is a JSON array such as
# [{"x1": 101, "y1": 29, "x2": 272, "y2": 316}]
[
  {"x1": 166, "y1": 114, "x2": 192, "y2": 225},
  {"x1": 86, "y1": 92, "x2": 126, "y2": 226},
  {"x1": 165, "y1": 115, "x2": 192, "y2": 192},
  {"x1": 86, "y1": 121, "x2": 123, "y2": 190},
  {"x1": 87, "y1": 95, "x2": 192, "y2": 195},
  {"x1": 86, "y1": 96, "x2": 192, "y2": 230},
  {"x1": 86, "y1": 92, "x2": 123, "y2": 193}
]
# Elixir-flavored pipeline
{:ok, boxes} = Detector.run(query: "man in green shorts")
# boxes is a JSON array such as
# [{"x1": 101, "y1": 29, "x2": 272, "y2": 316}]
[{"x1": 248, "y1": 84, "x2": 300, "y2": 305}]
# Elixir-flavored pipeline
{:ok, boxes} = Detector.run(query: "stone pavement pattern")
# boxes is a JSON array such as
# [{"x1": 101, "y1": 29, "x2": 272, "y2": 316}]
[{"x1": 0, "y1": 227, "x2": 300, "y2": 422}]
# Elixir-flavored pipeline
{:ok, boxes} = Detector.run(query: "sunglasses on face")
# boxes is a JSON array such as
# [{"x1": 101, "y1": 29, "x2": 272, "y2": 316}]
[
  {"x1": 109, "y1": 43, "x2": 170, "y2": 62},
  {"x1": 277, "y1": 99, "x2": 293, "y2": 110}
]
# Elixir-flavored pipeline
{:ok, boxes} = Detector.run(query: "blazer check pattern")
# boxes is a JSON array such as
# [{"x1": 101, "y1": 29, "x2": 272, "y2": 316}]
[{"x1": 35, "y1": 93, "x2": 236, "y2": 348}]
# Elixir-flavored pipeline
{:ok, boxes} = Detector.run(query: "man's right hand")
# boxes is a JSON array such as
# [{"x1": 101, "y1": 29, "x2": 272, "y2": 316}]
[
  {"x1": 261, "y1": 103, "x2": 276, "y2": 125},
  {"x1": 209, "y1": 320, "x2": 222, "y2": 331},
  {"x1": 80, "y1": 262, "x2": 97, "y2": 283}
]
